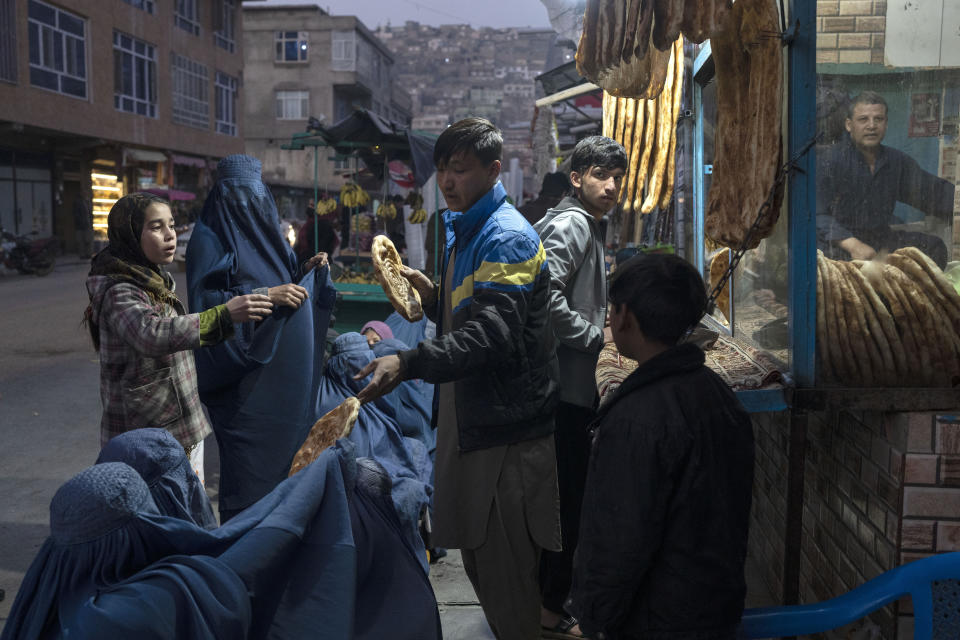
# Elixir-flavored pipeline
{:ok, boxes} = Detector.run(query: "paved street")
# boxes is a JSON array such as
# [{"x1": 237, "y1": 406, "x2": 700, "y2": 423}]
[{"x1": 0, "y1": 256, "x2": 494, "y2": 637}]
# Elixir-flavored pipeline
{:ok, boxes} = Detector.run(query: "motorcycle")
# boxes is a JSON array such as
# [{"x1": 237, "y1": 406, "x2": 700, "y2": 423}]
[{"x1": 0, "y1": 228, "x2": 58, "y2": 276}]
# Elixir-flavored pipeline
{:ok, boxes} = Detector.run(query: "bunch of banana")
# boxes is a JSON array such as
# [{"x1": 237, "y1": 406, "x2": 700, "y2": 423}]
[
  {"x1": 409, "y1": 208, "x2": 428, "y2": 224},
  {"x1": 405, "y1": 192, "x2": 424, "y2": 209},
  {"x1": 351, "y1": 214, "x2": 373, "y2": 234},
  {"x1": 315, "y1": 198, "x2": 337, "y2": 215},
  {"x1": 340, "y1": 184, "x2": 370, "y2": 208},
  {"x1": 376, "y1": 202, "x2": 398, "y2": 219}
]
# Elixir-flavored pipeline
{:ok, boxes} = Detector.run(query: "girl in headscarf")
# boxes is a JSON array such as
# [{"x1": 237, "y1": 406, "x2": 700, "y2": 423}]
[
  {"x1": 186, "y1": 155, "x2": 337, "y2": 522},
  {"x1": 84, "y1": 193, "x2": 273, "y2": 483}
]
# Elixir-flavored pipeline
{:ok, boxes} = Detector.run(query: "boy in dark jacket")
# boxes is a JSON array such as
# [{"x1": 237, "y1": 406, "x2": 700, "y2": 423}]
[{"x1": 566, "y1": 253, "x2": 754, "y2": 640}]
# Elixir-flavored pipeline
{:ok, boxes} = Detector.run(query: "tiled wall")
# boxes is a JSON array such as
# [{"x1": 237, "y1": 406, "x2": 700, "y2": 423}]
[
  {"x1": 748, "y1": 409, "x2": 960, "y2": 639},
  {"x1": 816, "y1": 0, "x2": 886, "y2": 65},
  {"x1": 749, "y1": 412, "x2": 791, "y2": 604}
]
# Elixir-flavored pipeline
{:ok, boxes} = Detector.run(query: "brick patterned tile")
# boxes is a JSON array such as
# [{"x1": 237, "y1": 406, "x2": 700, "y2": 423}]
[
  {"x1": 901, "y1": 551, "x2": 933, "y2": 565},
  {"x1": 890, "y1": 449, "x2": 904, "y2": 479},
  {"x1": 885, "y1": 511, "x2": 899, "y2": 542},
  {"x1": 903, "y1": 487, "x2": 960, "y2": 518},
  {"x1": 851, "y1": 482, "x2": 869, "y2": 514},
  {"x1": 839, "y1": 49, "x2": 872, "y2": 63},
  {"x1": 898, "y1": 595, "x2": 913, "y2": 614},
  {"x1": 817, "y1": 48, "x2": 841, "y2": 63},
  {"x1": 936, "y1": 522, "x2": 960, "y2": 551},
  {"x1": 896, "y1": 616, "x2": 913, "y2": 639},
  {"x1": 937, "y1": 422, "x2": 960, "y2": 455},
  {"x1": 855, "y1": 15, "x2": 885, "y2": 31},
  {"x1": 872, "y1": 33, "x2": 885, "y2": 49},
  {"x1": 870, "y1": 50, "x2": 885, "y2": 65},
  {"x1": 867, "y1": 499, "x2": 886, "y2": 531},
  {"x1": 871, "y1": 436, "x2": 891, "y2": 472},
  {"x1": 823, "y1": 16, "x2": 857, "y2": 31},
  {"x1": 838, "y1": 33, "x2": 871, "y2": 48},
  {"x1": 903, "y1": 454, "x2": 938, "y2": 485},
  {"x1": 941, "y1": 455, "x2": 960, "y2": 486},
  {"x1": 839, "y1": 0, "x2": 873, "y2": 15},
  {"x1": 907, "y1": 414, "x2": 934, "y2": 453},
  {"x1": 877, "y1": 475, "x2": 900, "y2": 510},
  {"x1": 873, "y1": 0, "x2": 887, "y2": 13},
  {"x1": 818, "y1": 33, "x2": 838, "y2": 48},
  {"x1": 900, "y1": 520, "x2": 935, "y2": 550},
  {"x1": 818, "y1": 1, "x2": 840, "y2": 15}
]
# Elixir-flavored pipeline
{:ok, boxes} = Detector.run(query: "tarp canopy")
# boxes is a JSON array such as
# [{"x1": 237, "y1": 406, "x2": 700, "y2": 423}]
[{"x1": 321, "y1": 109, "x2": 437, "y2": 188}]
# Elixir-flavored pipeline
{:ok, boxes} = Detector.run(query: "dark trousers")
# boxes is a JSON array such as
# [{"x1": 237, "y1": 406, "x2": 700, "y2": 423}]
[{"x1": 540, "y1": 401, "x2": 595, "y2": 614}]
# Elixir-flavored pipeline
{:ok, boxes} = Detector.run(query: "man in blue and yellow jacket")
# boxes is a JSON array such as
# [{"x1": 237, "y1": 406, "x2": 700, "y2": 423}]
[{"x1": 358, "y1": 117, "x2": 561, "y2": 640}]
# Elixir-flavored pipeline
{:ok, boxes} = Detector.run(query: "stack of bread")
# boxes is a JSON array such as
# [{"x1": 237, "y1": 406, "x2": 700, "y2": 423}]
[
  {"x1": 817, "y1": 248, "x2": 960, "y2": 387},
  {"x1": 601, "y1": 36, "x2": 683, "y2": 239}
]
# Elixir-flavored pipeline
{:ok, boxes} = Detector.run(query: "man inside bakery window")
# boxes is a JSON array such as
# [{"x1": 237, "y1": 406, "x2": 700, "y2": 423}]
[
  {"x1": 353, "y1": 116, "x2": 561, "y2": 640},
  {"x1": 817, "y1": 90, "x2": 955, "y2": 268}
]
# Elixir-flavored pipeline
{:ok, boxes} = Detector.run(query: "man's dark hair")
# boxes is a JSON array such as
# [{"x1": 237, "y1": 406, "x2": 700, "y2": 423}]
[
  {"x1": 541, "y1": 172, "x2": 572, "y2": 198},
  {"x1": 608, "y1": 253, "x2": 707, "y2": 345},
  {"x1": 570, "y1": 135, "x2": 628, "y2": 176},
  {"x1": 847, "y1": 91, "x2": 887, "y2": 119},
  {"x1": 433, "y1": 117, "x2": 502, "y2": 168}
]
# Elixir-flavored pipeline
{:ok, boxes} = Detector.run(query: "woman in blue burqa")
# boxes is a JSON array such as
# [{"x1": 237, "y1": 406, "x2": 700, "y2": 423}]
[
  {"x1": 186, "y1": 154, "x2": 336, "y2": 522},
  {"x1": 320, "y1": 332, "x2": 433, "y2": 568}
]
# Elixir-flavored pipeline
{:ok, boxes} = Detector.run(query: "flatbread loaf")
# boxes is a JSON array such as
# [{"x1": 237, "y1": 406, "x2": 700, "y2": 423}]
[
  {"x1": 704, "y1": 0, "x2": 783, "y2": 249},
  {"x1": 372, "y1": 235, "x2": 424, "y2": 322},
  {"x1": 708, "y1": 250, "x2": 731, "y2": 322},
  {"x1": 288, "y1": 397, "x2": 360, "y2": 477}
]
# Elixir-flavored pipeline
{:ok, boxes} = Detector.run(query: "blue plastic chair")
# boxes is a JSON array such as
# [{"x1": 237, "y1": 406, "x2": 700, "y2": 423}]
[{"x1": 741, "y1": 552, "x2": 960, "y2": 639}]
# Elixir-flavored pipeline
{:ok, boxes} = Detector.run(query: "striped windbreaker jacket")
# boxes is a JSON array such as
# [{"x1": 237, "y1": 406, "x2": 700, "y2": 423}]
[{"x1": 399, "y1": 181, "x2": 559, "y2": 451}]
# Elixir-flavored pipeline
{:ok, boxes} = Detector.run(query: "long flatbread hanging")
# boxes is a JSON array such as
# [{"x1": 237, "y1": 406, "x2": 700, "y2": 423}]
[
  {"x1": 640, "y1": 38, "x2": 677, "y2": 214},
  {"x1": 704, "y1": 0, "x2": 783, "y2": 249},
  {"x1": 658, "y1": 36, "x2": 685, "y2": 210}
]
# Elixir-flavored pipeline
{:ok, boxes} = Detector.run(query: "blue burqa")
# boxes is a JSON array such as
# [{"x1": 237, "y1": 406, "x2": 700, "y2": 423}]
[
  {"x1": 96, "y1": 428, "x2": 218, "y2": 529},
  {"x1": 186, "y1": 154, "x2": 337, "y2": 517},
  {"x1": 351, "y1": 458, "x2": 441, "y2": 639},
  {"x1": 1, "y1": 451, "x2": 356, "y2": 640},
  {"x1": 319, "y1": 332, "x2": 432, "y2": 569},
  {"x1": 372, "y1": 337, "x2": 435, "y2": 456}
]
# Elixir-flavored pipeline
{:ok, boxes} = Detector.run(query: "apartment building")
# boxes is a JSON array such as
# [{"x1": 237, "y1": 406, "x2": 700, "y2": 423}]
[
  {"x1": 0, "y1": 0, "x2": 245, "y2": 250},
  {"x1": 241, "y1": 1, "x2": 411, "y2": 218}
]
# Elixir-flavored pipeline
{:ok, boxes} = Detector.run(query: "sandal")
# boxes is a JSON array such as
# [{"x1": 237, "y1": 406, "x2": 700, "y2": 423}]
[{"x1": 541, "y1": 615, "x2": 585, "y2": 639}]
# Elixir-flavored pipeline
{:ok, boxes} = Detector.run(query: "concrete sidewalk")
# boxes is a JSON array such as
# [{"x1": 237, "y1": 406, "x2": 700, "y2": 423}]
[{"x1": 430, "y1": 547, "x2": 776, "y2": 640}]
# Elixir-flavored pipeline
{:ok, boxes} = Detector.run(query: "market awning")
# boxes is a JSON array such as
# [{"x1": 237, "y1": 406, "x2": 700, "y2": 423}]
[
  {"x1": 124, "y1": 147, "x2": 167, "y2": 164},
  {"x1": 142, "y1": 187, "x2": 196, "y2": 201},
  {"x1": 171, "y1": 154, "x2": 207, "y2": 168}
]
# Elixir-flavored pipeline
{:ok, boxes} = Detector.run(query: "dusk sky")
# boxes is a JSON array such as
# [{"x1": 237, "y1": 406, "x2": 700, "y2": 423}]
[{"x1": 256, "y1": 0, "x2": 555, "y2": 30}]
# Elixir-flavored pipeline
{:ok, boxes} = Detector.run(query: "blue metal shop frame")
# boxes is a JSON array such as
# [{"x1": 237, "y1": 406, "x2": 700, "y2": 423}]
[{"x1": 691, "y1": 0, "x2": 816, "y2": 413}]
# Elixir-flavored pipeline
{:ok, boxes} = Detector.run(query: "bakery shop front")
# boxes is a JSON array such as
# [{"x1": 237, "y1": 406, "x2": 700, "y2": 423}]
[{"x1": 569, "y1": 0, "x2": 960, "y2": 636}]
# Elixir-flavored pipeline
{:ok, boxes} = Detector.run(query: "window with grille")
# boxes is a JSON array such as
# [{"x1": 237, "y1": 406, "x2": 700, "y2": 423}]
[
  {"x1": 28, "y1": 0, "x2": 86, "y2": 98},
  {"x1": 121, "y1": 0, "x2": 154, "y2": 14},
  {"x1": 0, "y1": 0, "x2": 16, "y2": 83},
  {"x1": 171, "y1": 53, "x2": 208, "y2": 129},
  {"x1": 214, "y1": 0, "x2": 235, "y2": 52},
  {"x1": 215, "y1": 71, "x2": 237, "y2": 136},
  {"x1": 113, "y1": 30, "x2": 156, "y2": 117},
  {"x1": 276, "y1": 90, "x2": 309, "y2": 120},
  {"x1": 175, "y1": 0, "x2": 199, "y2": 36},
  {"x1": 275, "y1": 31, "x2": 308, "y2": 62}
]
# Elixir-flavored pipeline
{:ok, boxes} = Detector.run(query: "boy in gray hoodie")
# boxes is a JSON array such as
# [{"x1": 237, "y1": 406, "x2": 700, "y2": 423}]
[{"x1": 534, "y1": 135, "x2": 627, "y2": 636}]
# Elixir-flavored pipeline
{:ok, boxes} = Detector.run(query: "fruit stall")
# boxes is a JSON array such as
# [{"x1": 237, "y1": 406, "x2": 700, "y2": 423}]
[{"x1": 281, "y1": 109, "x2": 437, "y2": 334}]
